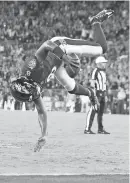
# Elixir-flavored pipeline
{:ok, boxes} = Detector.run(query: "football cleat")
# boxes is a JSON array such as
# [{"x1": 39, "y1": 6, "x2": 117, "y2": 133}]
[
  {"x1": 34, "y1": 137, "x2": 46, "y2": 152},
  {"x1": 89, "y1": 9, "x2": 114, "y2": 25},
  {"x1": 98, "y1": 129, "x2": 110, "y2": 134},
  {"x1": 84, "y1": 129, "x2": 96, "y2": 134}
]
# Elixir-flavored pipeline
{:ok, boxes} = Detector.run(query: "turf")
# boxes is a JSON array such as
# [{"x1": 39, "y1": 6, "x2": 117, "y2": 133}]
[
  {"x1": 0, "y1": 111, "x2": 129, "y2": 182},
  {"x1": 0, "y1": 175, "x2": 129, "y2": 183}
]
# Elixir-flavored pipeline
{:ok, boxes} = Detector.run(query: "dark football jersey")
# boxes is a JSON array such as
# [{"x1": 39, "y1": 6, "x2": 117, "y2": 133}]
[
  {"x1": 21, "y1": 51, "x2": 62, "y2": 86},
  {"x1": 21, "y1": 56, "x2": 47, "y2": 85}
]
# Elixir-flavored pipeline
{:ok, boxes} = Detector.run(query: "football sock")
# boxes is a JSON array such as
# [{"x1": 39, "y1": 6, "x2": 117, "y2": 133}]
[
  {"x1": 92, "y1": 23, "x2": 107, "y2": 53},
  {"x1": 68, "y1": 83, "x2": 91, "y2": 96}
]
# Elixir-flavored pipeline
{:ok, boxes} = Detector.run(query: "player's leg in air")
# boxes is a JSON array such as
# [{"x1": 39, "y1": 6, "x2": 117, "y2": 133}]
[
  {"x1": 50, "y1": 9, "x2": 114, "y2": 110},
  {"x1": 88, "y1": 9, "x2": 114, "y2": 54},
  {"x1": 51, "y1": 9, "x2": 114, "y2": 57},
  {"x1": 51, "y1": 9, "x2": 114, "y2": 110}
]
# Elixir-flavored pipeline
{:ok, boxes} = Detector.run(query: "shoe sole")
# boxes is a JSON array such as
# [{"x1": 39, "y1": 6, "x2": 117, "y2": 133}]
[
  {"x1": 97, "y1": 133, "x2": 110, "y2": 134},
  {"x1": 90, "y1": 11, "x2": 113, "y2": 24},
  {"x1": 84, "y1": 132, "x2": 96, "y2": 134}
]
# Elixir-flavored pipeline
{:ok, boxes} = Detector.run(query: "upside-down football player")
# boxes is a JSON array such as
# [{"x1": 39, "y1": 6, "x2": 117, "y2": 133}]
[{"x1": 10, "y1": 9, "x2": 114, "y2": 152}]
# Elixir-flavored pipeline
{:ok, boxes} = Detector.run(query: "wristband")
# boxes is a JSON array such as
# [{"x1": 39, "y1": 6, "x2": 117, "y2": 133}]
[{"x1": 53, "y1": 46, "x2": 64, "y2": 59}]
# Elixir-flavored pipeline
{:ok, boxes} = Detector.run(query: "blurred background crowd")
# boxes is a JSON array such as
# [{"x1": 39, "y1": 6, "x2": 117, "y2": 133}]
[{"x1": 0, "y1": 1, "x2": 129, "y2": 114}]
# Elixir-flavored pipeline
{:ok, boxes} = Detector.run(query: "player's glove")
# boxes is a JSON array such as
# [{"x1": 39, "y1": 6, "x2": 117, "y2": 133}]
[{"x1": 34, "y1": 137, "x2": 46, "y2": 152}]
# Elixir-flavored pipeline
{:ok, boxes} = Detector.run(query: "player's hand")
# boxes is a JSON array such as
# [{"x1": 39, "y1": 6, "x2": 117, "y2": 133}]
[
  {"x1": 93, "y1": 100, "x2": 100, "y2": 113},
  {"x1": 62, "y1": 54, "x2": 73, "y2": 65},
  {"x1": 34, "y1": 137, "x2": 46, "y2": 152},
  {"x1": 62, "y1": 53, "x2": 80, "y2": 68}
]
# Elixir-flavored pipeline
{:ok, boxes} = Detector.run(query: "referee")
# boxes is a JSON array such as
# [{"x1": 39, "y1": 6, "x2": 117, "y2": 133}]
[{"x1": 84, "y1": 56, "x2": 110, "y2": 134}]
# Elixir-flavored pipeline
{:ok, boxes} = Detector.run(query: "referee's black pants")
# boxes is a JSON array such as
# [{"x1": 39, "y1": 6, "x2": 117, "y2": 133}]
[{"x1": 85, "y1": 91, "x2": 105, "y2": 131}]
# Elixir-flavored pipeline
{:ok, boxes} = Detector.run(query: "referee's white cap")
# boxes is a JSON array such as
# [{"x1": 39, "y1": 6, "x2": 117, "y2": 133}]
[{"x1": 95, "y1": 56, "x2": 108, "y2": 64}]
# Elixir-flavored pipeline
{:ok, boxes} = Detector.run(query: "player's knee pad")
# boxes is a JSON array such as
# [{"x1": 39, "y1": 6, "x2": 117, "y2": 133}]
[
  {"x1": 60, "y1": 77, "x2": 76, "y2": 91},
  {"x1": 64, "y1": 78, "x2": 76, "y2": 91},
  {"x1": 68, "y1": 83, "x2": 77, "y2": 94}
]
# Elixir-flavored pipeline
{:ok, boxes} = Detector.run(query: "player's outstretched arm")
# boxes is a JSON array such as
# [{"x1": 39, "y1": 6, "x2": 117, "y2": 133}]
[{"x1": 33, "y1": 96, "x2": 47, "y2": 152}]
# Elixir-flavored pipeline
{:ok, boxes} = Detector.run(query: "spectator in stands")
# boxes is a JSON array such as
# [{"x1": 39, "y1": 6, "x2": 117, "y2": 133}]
[
  {"x1": 75, "y1": 95, "x2": 82, "y2": 112},
  {"x1": 116, "y1": 85, "x2": 126, "y2": 114}
]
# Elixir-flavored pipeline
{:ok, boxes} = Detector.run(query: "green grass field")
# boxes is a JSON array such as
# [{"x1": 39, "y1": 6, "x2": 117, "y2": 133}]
[{"x1": 0, "y1": 111, "x2": 129, "y2": 183}]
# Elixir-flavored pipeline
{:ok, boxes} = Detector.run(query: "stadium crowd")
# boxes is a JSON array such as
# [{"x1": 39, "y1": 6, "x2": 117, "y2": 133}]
[{"x1": 0, "y1": 1, "x2": 129, "y2": 114}]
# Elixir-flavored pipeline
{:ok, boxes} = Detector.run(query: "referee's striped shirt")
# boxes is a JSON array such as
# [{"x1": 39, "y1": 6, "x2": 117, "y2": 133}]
[{"x1": 91, "y1": 68, "x2": 107, "y2": 91}]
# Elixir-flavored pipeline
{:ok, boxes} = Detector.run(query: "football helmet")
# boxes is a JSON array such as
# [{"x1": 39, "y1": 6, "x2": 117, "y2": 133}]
[{"x1": 10, "y1": 76, "x2": 41, "y2": 102}]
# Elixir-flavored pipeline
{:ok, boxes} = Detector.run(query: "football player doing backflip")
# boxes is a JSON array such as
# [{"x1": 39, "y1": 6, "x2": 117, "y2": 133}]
[{"x1": 10, "y1": 9, "x2": 114, "y2": 152}]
